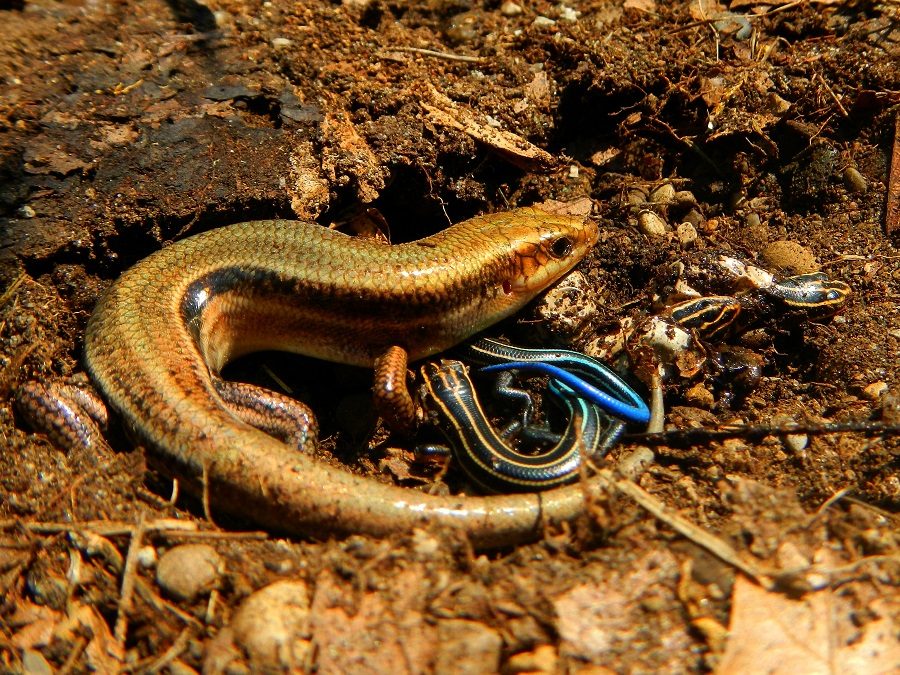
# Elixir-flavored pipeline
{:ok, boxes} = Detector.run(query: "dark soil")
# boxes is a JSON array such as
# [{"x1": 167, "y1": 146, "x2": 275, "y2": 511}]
[{"x1": 1, "y1": 0, "x2": 898, "y2": 672}]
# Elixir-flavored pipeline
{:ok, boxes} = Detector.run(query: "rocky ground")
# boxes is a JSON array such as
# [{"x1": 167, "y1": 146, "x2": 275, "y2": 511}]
[{"x1": 1, "y1": 0, "x2": 898, "y2": 672}]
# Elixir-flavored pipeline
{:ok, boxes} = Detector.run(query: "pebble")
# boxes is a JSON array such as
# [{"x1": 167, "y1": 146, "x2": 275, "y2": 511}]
[
  {"x1": 843, "y1": 167, "x2": 867, "y2": 194},
  {"x1": 637, "y1": 210, "x2": 668, "y2": 238},
  {"x1": 506, "y1": 645, "x2": 558, "y2": 674},
  {"x1": 446, "y1": 11, "x2": 480, "y2": 43},
  {"x1": 760, "y1": 240, "x2": 819, "y2": 275},
  {"x1": 435, "y1": 620, "x2": 502, "y2": 675},
  {"x1": 772, "y1": 414, "x2": 808, "y2": 454},
  {"x1": 767, "y1": 92, "x2": 792, "y2": 114},
  {"x1": 533, "y1": 15, "x2": 556, "y2": 28},
  {"x1": 862, "y1": 381, "x2": 888, "y2": 401},
  {"x1": 136, "y1": 545, "x2": 157, "y2": 569},
  {"x1": 232, "y1": 580, "x2": 312, "y2": 671},
  {"x1": 21, "y1": 650, "x2": 53, "y2": 675},
  {"x1": 649, "y1": 182, "x2": 676, "y2": 204},
  {"x1": 626, "y1": 186, "x2": 648, "y2": 206},
  {"x1": 500, "y1": 2, "x2": 523, "y2": 16},
  {"x1": 271, "y1": 37, "x2": 293, "y2": 48},
  {"x1": 535, "y1": 270, "x2": 596, "y2": 339},
  {"x1": 881, "y1": 392, "x2": 900, "y2": 423},
  {"x1": 616, "y1": 446, "x2": 655, "y2": 481},
  {"x1": 156, "y1": 544, "x2": 224, "y2": 601},
  {"x1": 557, "y1": 4, "x2": 579, "y2": 22},
  {"x1": 682, "y1": 208, "x2": 704, "y2": 226},
  {"x1": 411, "y1": 528, "x2": 441, "y2": 558},
  {"x1": 674, "y1": 190, "x2": 698, "y2": 206},
  {"x1": 676, "y1": 222, "x2": 697, "y2": 248},
  {"x1": 685, "y1": 382, "x2": 715, "y2": 409}
]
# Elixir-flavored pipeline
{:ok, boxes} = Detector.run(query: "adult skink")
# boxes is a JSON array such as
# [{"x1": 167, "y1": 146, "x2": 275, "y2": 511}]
[{"x1": 26, "y1": 207, "x2": 609, "y2": 548}]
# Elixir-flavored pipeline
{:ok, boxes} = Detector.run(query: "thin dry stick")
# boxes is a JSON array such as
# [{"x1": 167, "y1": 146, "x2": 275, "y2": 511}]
[
  {"x1": 0, "y1": 272, "x2": 27, "y2": 308},
  {"x1": 0, "y1": 518, "x2": 197, "y2": 536},
  {"x1": 886, "y1": 111, "x2": 900, "y2": 235},
  {"x1": 57, "y1": 636, "x2": 90, "y2": 675},
  {"x1": 608, "y1": 471, "x2": 773, "y2": 588},
  {"x1": 114, "y1": 511, "x2": 147, "y2": 645},
  {"x1": 815, "y1": 72, "x2": 849, "y2": 117},
  {"x1": 381, "y1": 46, "x2": 483, "y2": 63},
  {"x1": 133, "y1": 579, "x2": 203, "y2": 628},
  {"x1": 139, "y1": 626, "x2": 194, "y2": 674},
  {"x1": 201, "y1": 462, "x2": 218, "y2": 528}
]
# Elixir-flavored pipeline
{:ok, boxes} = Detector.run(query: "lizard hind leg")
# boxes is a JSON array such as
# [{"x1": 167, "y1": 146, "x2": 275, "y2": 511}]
[
  {"x1": 16, "y1": 378, "x2": 111, "y2": 454},
  {"x1": 212, "y1": 377, "x2": 318, "y2": 452}
]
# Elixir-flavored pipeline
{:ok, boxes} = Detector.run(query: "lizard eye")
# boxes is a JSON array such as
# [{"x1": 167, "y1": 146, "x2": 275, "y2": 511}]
[{"x1": 550, "y1": 236, "x2": 573, "y2": 259}]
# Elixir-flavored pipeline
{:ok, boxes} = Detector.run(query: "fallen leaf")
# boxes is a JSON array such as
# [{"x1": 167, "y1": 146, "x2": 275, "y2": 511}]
[
  {"x1": 422, "y1": 86, "x2": 555, "y2": 170},
  {"x1": 718, "y1": 575, "x2": 900, "y2": 675}
]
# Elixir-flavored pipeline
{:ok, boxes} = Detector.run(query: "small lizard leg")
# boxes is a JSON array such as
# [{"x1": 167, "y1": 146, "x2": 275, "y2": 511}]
[
  {"x1": 372, "y1": 346, "x2": 416, "y2": 434},
  {"x1": 16, "y1": 380, "x2": 111, "y2": 453},
  {"x1": 212, "y1": 378, "x2": 318, "y2": 452}
]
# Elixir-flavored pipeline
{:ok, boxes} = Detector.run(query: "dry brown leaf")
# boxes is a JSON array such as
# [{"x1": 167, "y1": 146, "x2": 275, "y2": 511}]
[
  {"x1": 717, "y1": 575, "x2": 900, "y2": 675},
  {"x1": 422, "y1": 86, "x2": 555, "y2": 170},
  {"x1": 320, "y1": 96, "x2": 385, "y2": 203},
  {"x1": 309, "y1": 566, "x2": 437, "y2": 673},
  {"x1": 22, "y1": 138, "x2": 94, "y2": 176},
  {"x1": 525, "y1": 70, "x2": 552, "y2": 105},
  {"x1": 623, "y1": 0, "x2": 657, "y2": 12},
  {"x1": 534, "y1": 197, "x2": 593, "y2": 219},
  {"x1": 9, "y1": 602, "x2": 62, "y2": 651},
  {"x1": 690, "y1": 0, "x2": 728, "y2": 20},
  {"x1": 54, "y1": 604, "x2": 124, "y2": 672},
  {"x1": 555, "y1": 550, "x2": 691, "y2": 662}
]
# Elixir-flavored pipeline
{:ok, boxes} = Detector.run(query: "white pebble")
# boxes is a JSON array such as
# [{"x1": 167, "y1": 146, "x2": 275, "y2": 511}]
[{"x1": 638, "y1": 210, "x2": 668, "y2": 238}]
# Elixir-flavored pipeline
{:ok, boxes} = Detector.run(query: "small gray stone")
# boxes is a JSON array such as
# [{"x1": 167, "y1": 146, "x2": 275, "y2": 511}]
[
  {"x1": 673, "y1": 190, "x2": 698, "y2": 206},
  {"x1": 744, "y1": 212, "x2": 761, "y2": 229}
]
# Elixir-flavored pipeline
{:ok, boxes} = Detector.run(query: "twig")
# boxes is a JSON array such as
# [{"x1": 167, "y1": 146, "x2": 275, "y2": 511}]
[
  {"x1": 114, "y1": 512, "x2": 147, "y2": 645},
  {"x1": 886, "y1": 111, "x2": 900, "y2": 235},
  {"x1": 0, "y1": 517, "x2": 270, "y2": 540},
  {"x1": 201, "y1": 461, "x2": 218, "y2": 528},
  {"x1": 815, "y1": 72, "x2": 849, "y2": 118},
  {"x1": 134, "y1": 626, "x2": 194, "y2": 674},
  {"x1": 0, "y1": 272, "x2": 27, "y2": 308},
  {"x1": 627, "y1": 420, "x2": 900, "y2": 446},
  {"x1": 133, "y1": 579, "x2": 204, "y2": 627},
  {"x1": 608, "y1": 470, "x2": 773, "y2": 588},
  {"x1": 380, "y1": 46, "x2": 483, "y2": 63},
  {"x1": 57, "y1": 636, "x2": 90, "y2": 675},
  {"x1": 156, "y1": 528, "x2": 269, "y2": 541},
  {"x1": 0, "y1": 518, "x2": 198, "y2": 535}
]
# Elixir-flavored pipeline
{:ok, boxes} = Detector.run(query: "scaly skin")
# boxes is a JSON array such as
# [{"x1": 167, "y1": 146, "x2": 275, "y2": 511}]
[{"x1": 82, "y1": 207, "x2": 602, "y2": 547}]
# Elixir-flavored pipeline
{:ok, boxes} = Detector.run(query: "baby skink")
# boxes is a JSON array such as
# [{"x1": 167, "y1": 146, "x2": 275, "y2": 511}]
[{"x1": 39, "y1": 207, "x2": 608, "y2": 547}]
